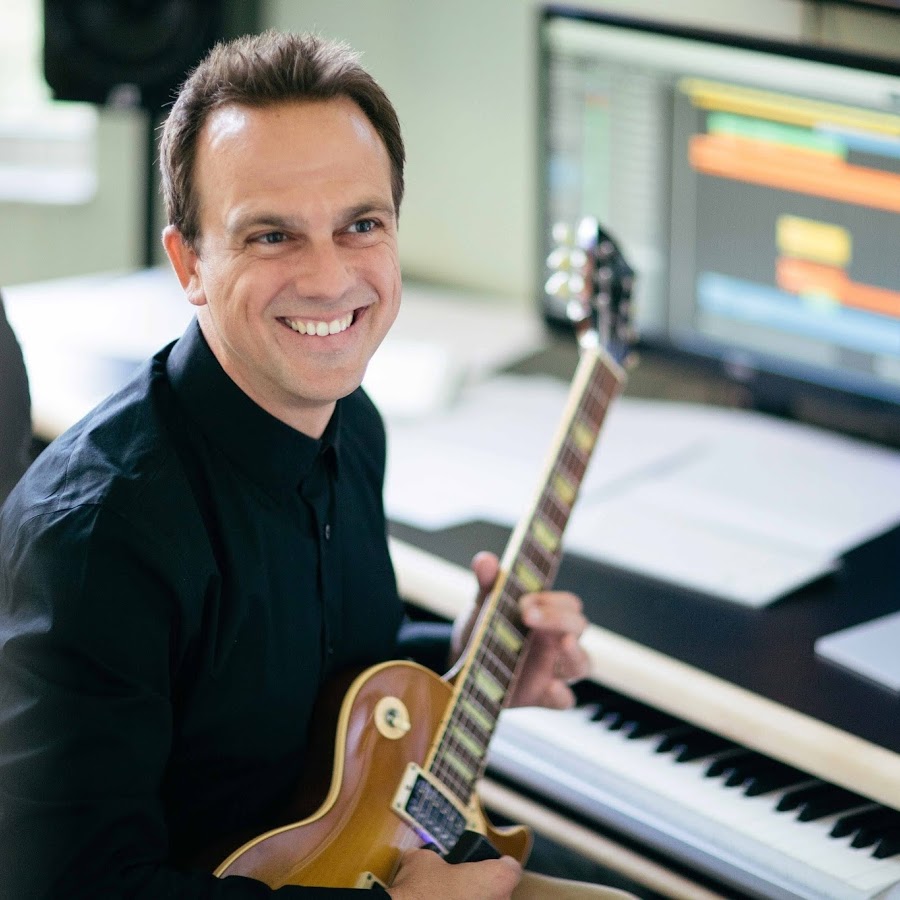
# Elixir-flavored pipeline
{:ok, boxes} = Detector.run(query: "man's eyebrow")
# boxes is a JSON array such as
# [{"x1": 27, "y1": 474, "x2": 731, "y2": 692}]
[
  {"x1": 226, "y1": 202, "x2": 396, "y2": 236},
  {"x1": 227, "y1": 212, "x2": 298, "y2": 236},
  {"x1": 344, "y1": 201, "x2": 396, "y2": 222}
]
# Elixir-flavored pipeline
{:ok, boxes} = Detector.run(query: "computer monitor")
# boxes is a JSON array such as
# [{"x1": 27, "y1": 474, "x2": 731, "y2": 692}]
[{"x1": 538, "y1": 6, "x2": 900, "y2": 438}]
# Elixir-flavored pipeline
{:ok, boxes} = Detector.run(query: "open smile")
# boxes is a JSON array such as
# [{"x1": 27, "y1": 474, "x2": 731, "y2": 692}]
[{"x1": 280, "y1": 310, "x2": 356, "y2": 337}]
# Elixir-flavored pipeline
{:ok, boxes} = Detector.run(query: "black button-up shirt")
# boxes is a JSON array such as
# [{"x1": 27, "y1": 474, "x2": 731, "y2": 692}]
[{"x1": 0, "y1": 320, "x2": 433, "y2": 897}]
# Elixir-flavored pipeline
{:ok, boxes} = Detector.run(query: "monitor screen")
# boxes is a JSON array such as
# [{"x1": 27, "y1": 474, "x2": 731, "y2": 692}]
[{"x1": 538, "y1": 6, "x2": 900, "y2": 428}]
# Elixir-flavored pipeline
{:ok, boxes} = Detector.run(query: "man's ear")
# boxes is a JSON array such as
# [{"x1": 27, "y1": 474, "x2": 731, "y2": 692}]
[{"x1": 162, "y1": 225, "x2": 207, "y2": 308}]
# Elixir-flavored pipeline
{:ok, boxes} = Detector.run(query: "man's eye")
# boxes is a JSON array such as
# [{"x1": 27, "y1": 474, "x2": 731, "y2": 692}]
[
  {"x1": 349, "y1": 219, "x2": 378, "y2": 234},
  {"x1": 257, "y1": 232, "x2": 287, "y2": 245}
]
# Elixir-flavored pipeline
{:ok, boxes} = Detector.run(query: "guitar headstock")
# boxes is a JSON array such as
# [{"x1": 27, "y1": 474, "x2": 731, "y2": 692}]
[{"x1": 544, "y1": 217, "x2": 637, "y2": 366}]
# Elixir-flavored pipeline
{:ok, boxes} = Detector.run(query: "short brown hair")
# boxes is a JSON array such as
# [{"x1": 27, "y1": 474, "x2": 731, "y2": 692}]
[{"x1": 159, "y1": 30, "x2": 405, "y2": 247}]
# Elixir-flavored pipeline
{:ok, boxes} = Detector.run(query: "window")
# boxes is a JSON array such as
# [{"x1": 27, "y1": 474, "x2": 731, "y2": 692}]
[{"x1": 0, "y1": 0, "x2": 97, "y2": 204}]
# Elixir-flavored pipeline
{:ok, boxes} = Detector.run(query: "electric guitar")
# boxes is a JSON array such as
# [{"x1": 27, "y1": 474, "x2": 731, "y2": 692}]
[{"x1": 212, "y1": 218, "x2": 636, "y2": 890}]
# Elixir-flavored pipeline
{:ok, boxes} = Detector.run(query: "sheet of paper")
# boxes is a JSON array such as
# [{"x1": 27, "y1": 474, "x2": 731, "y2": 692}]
[
  {"x1": 383, "y1": 375, "x2": 900, "y2": 607},
  {"x1": 630, "y1": 404, "x2": 900, "y2": 559},
  {"x1": 384, "y1": 375, "x2": 708, "y2": 529},
  {"x1": 816, "y1": 611, "x2": 900, "y2": 692},
  {"x1": 565, "y1": 494, "x2": 837, "y2": 607}
]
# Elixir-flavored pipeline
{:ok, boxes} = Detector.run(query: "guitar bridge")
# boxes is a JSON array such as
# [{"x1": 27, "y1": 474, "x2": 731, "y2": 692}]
[{"x1": 391, "y1": 763, "x2": 479, "y2": 853}]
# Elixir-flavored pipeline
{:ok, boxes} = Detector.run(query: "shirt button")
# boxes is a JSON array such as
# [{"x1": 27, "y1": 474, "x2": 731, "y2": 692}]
[{"x1": 324, "y1": 523, "x2": 331, "y2": 540}]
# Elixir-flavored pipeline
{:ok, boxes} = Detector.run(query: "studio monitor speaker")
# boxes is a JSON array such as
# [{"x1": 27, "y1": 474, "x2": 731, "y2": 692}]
[{"x1": 43, "y1": 0, "x2": 260, "y2": 111}]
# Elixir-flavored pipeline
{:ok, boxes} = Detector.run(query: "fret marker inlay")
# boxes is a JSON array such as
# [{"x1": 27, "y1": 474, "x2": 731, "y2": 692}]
[
  {"x1": 552, "y1": 473, "x2": 577, "y2": 506},
  {"x1": 572, "y1": 420, "x2": 597, "y2": 454},
  {"x1": 475, "y1": 670, "x2": 505, "y2": 705},
  {"x1": 532, "y1": 519, "x2": 560, "y2": 553},
  {"x1": 495, "y1": 619, "x2": 524, "y2": 653}
]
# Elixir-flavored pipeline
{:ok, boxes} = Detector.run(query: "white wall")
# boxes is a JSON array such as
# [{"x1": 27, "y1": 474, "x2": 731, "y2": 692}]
[
  {"x1": 1, "y1": 108, "x2": 144, "y2": 286},
  {"x1": 2, "y1": 0, "x2": 899, "y2": 300}
]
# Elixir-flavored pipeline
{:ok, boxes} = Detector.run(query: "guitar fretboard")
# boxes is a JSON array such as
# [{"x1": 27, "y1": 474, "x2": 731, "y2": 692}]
[{"x1": 426, "y1": 345, "x2": 626, "y2": 806}]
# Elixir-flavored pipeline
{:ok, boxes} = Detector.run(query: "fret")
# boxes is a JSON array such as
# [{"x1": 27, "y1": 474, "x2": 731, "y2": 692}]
[
  {"x1": 461, "y1": 697, "x2": 494, "y2": 735},
  {"x1": 539, "y1": 490, "x2": 570, "y2": 531},
  {"x1": 452, "y1": 728, "x2": 486, "y2": 761},
  {"x1": 444, "y1": 750, "x2": 476, "y2": 784},
  {"x1": 522, "y1": 537, "x2": 557, "y2": 574},
  {"x1": 479, "y1": 647, "x2": 515, "y2": 682}
]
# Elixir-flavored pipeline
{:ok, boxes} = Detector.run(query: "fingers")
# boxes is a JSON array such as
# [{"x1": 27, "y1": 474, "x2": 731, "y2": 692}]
[
  {"x1": 470, "y1": 551, "x2": 499, "y2": 599},
  {"x1": 390, "y1": 847, "x2": 521, "y2": 900},
  {"x1": 520, "y1": 590, "x2": 586, "y2": 637},
  {"x1": 511, "y1": 592, "x2": 590, "y2": 710}
]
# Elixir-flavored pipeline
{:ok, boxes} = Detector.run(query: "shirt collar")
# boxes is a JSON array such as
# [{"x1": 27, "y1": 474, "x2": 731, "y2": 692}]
[{"x1": 166, "y1": 319, "x2": 341, "y2": 495}]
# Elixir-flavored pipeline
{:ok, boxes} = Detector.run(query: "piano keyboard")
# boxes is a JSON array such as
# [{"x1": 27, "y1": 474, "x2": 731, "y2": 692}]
[{"x1": 489, "y1": 681, "x2": 900, "y2": 900}]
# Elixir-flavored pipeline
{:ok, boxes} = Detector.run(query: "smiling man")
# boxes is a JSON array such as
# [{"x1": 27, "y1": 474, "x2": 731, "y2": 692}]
[
  {"x1": 0, "y1": 31, "x2": 633, "y2": 900},
  {"x1": 164, "y1": 96, "x2": 402, "y2": 439}
]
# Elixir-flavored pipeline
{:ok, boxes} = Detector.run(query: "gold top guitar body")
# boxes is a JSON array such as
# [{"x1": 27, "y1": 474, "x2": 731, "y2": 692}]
[{"x1": 213, "y1": 219, "x2": 636, "y2": 890}]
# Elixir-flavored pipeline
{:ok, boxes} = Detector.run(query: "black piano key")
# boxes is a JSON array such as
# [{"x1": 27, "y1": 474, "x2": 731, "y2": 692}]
[
  {"x1": 620, "y1": 708, "x2": 684, "y2": 740},
  {"x1": 873, "y1": 828, "x2": 900, "y2": 860},
  {"x1": 742, "y1": 760, "x2": 810, "y2": 797},
  {"x1": 652, "y1": 724, "x2": 697, "y2": 752},
  {"x1": 778, "y1": 782, "x2": 869, "y2": 821},
  {"x1": 660, "y1": 729, "x2": 738, "y2": 763},
  {"x1": 716, "y1": 752, "x2": 805, "y2": 794},
  {"x1": 776, "y1": 780, "x2": 827, "y2": 812},
  {"x1": 830, "y1": 804, "x2": 892, "y2": 839},
  {"x1": 719, "y1": 751, "x2": 770, "y2": 789},
  {"x1": 846, "y1": 808, "x2": 900, "y2": 849},
  {"x1": 706, "y1": 749, "x2": 756, "y2": 778}
]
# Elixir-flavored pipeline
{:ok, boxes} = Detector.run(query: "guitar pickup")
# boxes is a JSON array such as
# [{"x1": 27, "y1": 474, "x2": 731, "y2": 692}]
[{"x1": 391, "y1": 762, "x2": 479, "y2": 853}]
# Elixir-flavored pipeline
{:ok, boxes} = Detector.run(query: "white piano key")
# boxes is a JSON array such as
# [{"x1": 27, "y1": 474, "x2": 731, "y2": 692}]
[{"x1": 491, "y1": 704, "x2": 900, "y2": 900}]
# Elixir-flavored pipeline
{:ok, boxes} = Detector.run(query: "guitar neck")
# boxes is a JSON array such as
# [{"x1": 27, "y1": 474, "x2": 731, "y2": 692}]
[{"x1": 425, "y1": 345, "x2": 627, "y2": 806}]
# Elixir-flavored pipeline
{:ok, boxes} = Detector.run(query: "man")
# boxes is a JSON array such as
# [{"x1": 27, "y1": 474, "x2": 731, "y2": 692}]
[
  {"x1": 0, "y1": 31, "x2": 633, "y2": 899},
  {"x1": 0, "y1": 291, "x2": 32, "y2": 506}
]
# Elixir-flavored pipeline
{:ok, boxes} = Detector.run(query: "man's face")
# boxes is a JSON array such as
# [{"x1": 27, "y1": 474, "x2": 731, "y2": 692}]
[{"x1": 164, "y1": 97, "x2": 401, "y2": 437}]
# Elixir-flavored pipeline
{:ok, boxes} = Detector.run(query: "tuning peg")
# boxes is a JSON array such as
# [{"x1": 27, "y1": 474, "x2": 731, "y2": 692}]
[
  {"x1": 566, "y1": 298, "x2": 590, "y2": 324},
  {"x1": 544, "y1": 270, "x2": 571, "y2": 298},
  {"x1": 546, "y1": 246, "x2": 587, "y2": 273},
  {"x1": 551, "y1": 221, "x2": 574, "y2": 247},
  {"x1": 544, "y1": 271, "x2": 586, "y2": 300},
  {"x1": 575, "y1": 216, "x2": 600, "y2": 249}
]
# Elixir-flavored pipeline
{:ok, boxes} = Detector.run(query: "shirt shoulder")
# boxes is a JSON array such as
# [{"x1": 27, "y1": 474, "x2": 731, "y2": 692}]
[{"x1": 2, "y1": 348, "x2": 205, "y2": 559}]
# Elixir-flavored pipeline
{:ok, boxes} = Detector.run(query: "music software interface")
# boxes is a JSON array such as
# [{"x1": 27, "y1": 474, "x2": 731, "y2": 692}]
[{"x1": 541, "y1": 15, "x2": 900, "y2": 404}]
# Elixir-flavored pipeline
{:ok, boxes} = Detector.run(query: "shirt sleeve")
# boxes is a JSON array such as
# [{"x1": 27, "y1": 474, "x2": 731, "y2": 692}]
[{"x1": 0, "y1": 502, "x2": 385, "y2": 899}]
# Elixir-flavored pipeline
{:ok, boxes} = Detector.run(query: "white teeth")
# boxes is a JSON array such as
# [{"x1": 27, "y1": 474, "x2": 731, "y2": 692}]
[{"x1": 286, "y1": 313, "x2": 353, "y2": 336}]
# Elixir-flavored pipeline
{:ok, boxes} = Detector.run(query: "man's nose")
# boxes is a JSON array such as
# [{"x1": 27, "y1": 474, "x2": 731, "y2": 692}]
[{"x1": 298, "y1": 239, "x2": 354, "y2": 300}]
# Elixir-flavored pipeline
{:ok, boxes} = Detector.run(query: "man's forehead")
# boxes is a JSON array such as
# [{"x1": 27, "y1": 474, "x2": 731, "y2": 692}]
[
  {"x1": 203, "y1": 105, "x2": 252, "y2": 150},
  {"x1": 201, "y1": 97, "x2": 381, "y2": 148}
]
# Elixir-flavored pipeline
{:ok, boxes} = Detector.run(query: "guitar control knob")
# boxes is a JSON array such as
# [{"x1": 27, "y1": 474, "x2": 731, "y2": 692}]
[{"x1": 374, "y1": 696, "x2": 411, "y2": 740}]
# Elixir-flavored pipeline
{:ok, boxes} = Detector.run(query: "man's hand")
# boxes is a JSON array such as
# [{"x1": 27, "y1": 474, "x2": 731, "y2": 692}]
[
  {"x1": 451, "y1": 552, "x2": 590, "y2": 710},
  {"x1": 388, "y1": 847, "x2": 521, "y2": 899}
]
